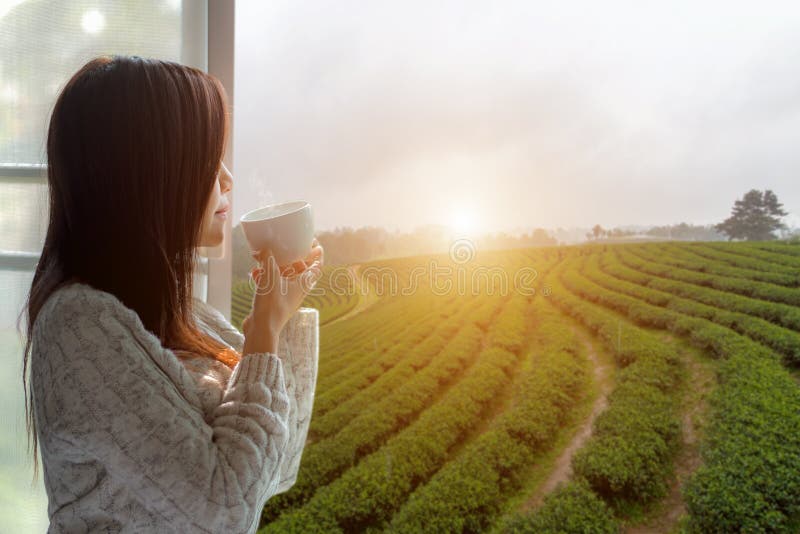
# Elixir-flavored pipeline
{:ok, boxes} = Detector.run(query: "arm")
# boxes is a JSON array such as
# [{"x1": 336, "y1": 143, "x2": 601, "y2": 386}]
[
  {"x1": 269, "y1": 307, "x2": 319, "y2": 493},
  {"x1": 193, "y1": 300, "x2": 320, "y2": 494},
  {"x1": 33, "y1": 290, "x2": 290, "y2": 534}
]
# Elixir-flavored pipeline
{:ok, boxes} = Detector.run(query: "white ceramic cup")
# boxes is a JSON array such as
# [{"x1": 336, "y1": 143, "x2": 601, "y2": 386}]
[{"x1": 239, "y1": 201, "x2": 315, "y2": 267}]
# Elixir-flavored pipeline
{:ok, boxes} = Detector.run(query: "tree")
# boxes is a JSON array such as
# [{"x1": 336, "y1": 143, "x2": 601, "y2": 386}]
[
  {"x1": 715, "y1": 189, "x2": 788, "y2": 241},
  {"x1": 530, "y1": 228, "x2": 557, "y2": 246},
  {"x1": 646, "y1": 223, "x2": 725, "y2": 241},
  {"x1": 592, "y1": 224, "x2": 605, "y2": 240}
]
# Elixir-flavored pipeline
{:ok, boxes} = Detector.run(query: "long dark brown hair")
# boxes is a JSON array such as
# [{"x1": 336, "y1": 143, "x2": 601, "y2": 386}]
[{"x1": 17, "y1": 55, "x2": 241, "y2": 483}]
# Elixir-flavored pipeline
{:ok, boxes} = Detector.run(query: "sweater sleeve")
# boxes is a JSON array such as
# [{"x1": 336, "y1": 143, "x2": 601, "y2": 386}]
[
  {"x1": 192, "y1": 300, "x2": 319, "y2": 494},
  {"x1": 269, "y1": 307, "x2": 319, "y2": 494},
  {"x1": 33, "y1": 289, "x2": 291, "y2": 534}
]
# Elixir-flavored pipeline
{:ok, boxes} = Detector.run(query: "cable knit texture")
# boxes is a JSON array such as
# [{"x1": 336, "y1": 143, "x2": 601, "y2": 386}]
[{"x1": 30, "y1": 282, "x2": 319, "y2": 533}]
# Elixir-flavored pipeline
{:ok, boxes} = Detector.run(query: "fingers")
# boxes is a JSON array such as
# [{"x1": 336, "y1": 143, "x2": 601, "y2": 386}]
[
  {"x1": 304, "y1": 244, "x2": 324, "y2": 268},
  {"x1": 293, "y1": 259, "x2": 323, "y2": 293},
  {"x1": 250, "y1": 248, "x2": 264, "y2": 264},
  {"x1": 305, "y1": 246, "x2": 322, "y2": 264},
  {"x1": 250, "y1": 248, "x2": 279, "y2": 273},
  {"x1": 252, "y1": 258, "x2": 321, "y2": 303},
  {"x1": 281, "y1": 244, "x2": 324, "y2": 278},
  {"x1": 251, "y1": 244, "x2": 323, "y2": 282},
  {"x1": 291, "y1": 259, "x2": 307, "y2": 272},
  {"x1": 265, "y1": 248, "x2": 281, "y2": 277},
  {"x1": 251, "y1": 248, "x2": 282, "y2": 292},
  {"x1": 313, "y1": 239, "x2": 324, "y2": 267},
  {"x1": 279, "y1": 260, "x2": 306, "y2": 279}
]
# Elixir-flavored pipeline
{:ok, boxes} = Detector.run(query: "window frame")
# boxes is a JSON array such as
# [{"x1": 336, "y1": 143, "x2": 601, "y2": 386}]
[{"x1": 0, "y1": 0, "x2": 236, "y2": 318}]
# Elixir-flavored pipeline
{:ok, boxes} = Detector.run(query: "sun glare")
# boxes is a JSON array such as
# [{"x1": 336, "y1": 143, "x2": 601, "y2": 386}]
[
  {"x1": 81, "y1": 10, "x2": 105, "y2": 34},
  {"x1": 448, "y1": 207, "x2": 479, "y2": 235}
]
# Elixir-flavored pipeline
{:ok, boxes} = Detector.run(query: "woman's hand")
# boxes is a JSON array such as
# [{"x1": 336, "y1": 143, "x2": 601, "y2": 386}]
[
  {"x1": 275, "y1": 237, "x2": 325, "y2": 279},
  {"x1": 241, "y1": 239, "x2": 324, "y2": 355}
]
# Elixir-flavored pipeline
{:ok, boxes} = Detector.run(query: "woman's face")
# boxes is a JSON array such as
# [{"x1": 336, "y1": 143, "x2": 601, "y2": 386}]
[{"x1": 198, "y1": 161, "x2": 233, "y2": 248}]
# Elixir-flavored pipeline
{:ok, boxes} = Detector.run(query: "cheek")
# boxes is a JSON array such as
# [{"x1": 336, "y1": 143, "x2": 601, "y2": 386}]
[
  {"x1": 200, "y1": 213, "x2": 225, "y2": 247},
  {"x1": 200, "y1": 207, "x2": 219, "y2": 242},
  {"x1": 207, "y1": 191, "x2": 220, "y2": 214},
  {"x1": 204, "y1": 185, "x2": 221, "y2": 223},
  {"x1": 212, "y1": 210, "x2": 227, "y2": 230},
  {"x1": 202, "y1": 207, "x2": 216, "y2": 233}
]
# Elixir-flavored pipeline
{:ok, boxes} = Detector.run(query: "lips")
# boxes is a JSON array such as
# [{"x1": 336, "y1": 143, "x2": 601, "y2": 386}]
[{"x1": 215, "y1": 205, "x2": 230, "y2": 215}]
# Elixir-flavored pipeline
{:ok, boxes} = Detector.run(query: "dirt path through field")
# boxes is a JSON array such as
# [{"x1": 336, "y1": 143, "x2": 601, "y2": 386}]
[
  {"x1": 625, "y1": 337, "x2": 716, "y2": 533},
  {"x1": 327, "y1": 264, "x2": 381, "y2": 326},
  {"x1": 522, "y1": 326, "x2": 613, "y2": 510}
]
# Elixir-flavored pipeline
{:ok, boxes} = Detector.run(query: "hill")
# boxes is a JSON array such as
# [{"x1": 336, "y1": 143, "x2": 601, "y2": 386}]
[{"x1": 230, "y1": 240, "x2": 800, "y2": 533}]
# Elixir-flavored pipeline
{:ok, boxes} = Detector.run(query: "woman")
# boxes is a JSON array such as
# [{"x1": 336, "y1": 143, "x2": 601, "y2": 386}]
[{"x1": 18, "y1": 55, "x2": 323, "y2": 533}]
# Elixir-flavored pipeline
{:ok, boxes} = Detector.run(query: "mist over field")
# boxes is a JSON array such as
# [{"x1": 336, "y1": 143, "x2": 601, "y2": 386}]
[
  {"x1": 234, "y1": 0, "x2": 800, "y2": 233},
  {"x1": 2, "y1": 1, "x2": 800, "y2": 533}
]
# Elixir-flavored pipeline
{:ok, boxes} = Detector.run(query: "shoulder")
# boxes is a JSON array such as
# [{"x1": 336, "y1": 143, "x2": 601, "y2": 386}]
[
  {"x1": 34, "y1": 282, "x2": 144, "y2": 342},
  {"x1": 31, "y1": 283, "x2": 154, "y2": 404},
  {"x1": 31, "y1": 282, "x2": 190, "y2": 408},
  {"x1": 40, "y1": 282, "x2": 134, "y2": 320}
]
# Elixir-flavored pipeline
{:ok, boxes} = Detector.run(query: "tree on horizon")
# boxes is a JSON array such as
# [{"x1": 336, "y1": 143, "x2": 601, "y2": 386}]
[{"x1": 715, "y1": 189, "x2": 788, "y2": 241}]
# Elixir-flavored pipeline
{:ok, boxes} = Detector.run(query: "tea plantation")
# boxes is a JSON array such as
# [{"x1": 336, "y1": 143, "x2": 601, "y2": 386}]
[{"x1": 235, "y1": 241, "x2": 800, "y2": 533}]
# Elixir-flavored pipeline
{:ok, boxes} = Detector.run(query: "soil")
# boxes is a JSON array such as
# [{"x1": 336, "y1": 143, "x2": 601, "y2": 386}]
[{"x1": 521, "y1": 326, "x2": 613, "y2": 510}]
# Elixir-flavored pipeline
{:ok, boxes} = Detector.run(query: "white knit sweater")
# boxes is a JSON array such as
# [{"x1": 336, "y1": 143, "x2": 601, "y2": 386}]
[{"x1": 30, "y1": 282, "x2": 319, "y2": 534}]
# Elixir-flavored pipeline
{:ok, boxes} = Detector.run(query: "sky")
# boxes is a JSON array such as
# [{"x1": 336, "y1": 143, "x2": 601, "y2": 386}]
[{"x1": 231, "y1": 1, "x2": 800, "y2": 233}]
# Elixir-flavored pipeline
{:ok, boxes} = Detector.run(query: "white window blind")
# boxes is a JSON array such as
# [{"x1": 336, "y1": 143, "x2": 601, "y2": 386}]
[{"x1": 0, "y1": 1, "x2": 207, "y2": 531}]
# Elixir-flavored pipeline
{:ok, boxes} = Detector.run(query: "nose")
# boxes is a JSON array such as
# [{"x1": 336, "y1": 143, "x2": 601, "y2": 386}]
[{"x1": 220, "y1": 161, "x2": 233, "y2": 194}]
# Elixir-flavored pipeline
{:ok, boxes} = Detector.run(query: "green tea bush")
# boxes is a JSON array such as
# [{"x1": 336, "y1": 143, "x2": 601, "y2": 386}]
[
  {"x1": 387, "y1": 300, "x2": 588, "y2": 532},
  {"x1": 584, "y1": 253, "x2": 800, "y2": 365},
  {"x1": 262, "y1": 319, "x2": 487, "y2": 518},
  {"x1": 683, "y1": 353, "x2": 800, "y2": 533},
  {"x1": 263, "y1": 295, "x2": 534, "y2": 530},
  {"x1": 655, "y1": 243, "x2": 799, "y2": 286},
  {"x1": 500, "y1": 481, "x2": 618, "y2": 534},
  {"x1": 547, "y1": 258, "x2": 682, "y2": 505},
  {"x1": 621, "y1": 245, "x2": 800, "y2": 307}
]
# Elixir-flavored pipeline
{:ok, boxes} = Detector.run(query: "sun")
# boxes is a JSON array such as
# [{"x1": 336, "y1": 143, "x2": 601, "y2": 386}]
[{"x1": 448, "y1": 206, "x2": 479, "y2": 235}]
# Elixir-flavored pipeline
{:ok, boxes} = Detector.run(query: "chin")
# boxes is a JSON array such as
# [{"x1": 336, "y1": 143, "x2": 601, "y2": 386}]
[
  {"x1": 209, "y1": 233, "x2": 225, "y2": 247},
  {"x1": 200, "y1": 231, "x2": 225, "y2": 249}
]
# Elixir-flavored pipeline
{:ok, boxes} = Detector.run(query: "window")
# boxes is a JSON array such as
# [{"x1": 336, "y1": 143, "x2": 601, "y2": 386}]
[{"x1": 0, "y1": 1, "x2": 210, "y2": 529}]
